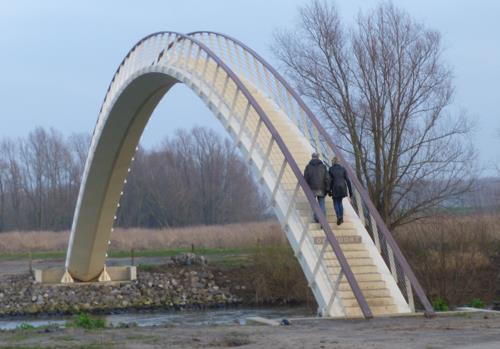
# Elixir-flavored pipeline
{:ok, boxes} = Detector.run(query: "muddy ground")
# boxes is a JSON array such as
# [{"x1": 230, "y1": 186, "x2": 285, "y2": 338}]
[{"x1": 0, "y1": 312, "x2": 499, "y2": 348}]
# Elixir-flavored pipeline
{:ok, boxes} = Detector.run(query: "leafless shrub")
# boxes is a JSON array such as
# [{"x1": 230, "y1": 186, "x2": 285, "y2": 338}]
[
  {"x1": 251, "y1": 245, "x2": 315, "y2": 305},
  {"x1": 395, "y1": 214, "x2": 500, "y2": 306}
]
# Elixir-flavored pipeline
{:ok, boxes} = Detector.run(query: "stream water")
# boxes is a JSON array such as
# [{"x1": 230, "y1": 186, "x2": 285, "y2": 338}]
[{"x1": 0, "y1": 306, "x2": 314, "y2": 330}]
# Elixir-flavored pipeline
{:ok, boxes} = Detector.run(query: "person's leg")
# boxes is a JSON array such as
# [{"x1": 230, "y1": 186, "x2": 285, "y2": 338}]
[
  {"x1": 332, "y1": 198, "x2": 340, "y2": 217},
  {"x1": 313, "y1": 196, "x2": 319, "y2": 223},
  {"x1": 338, "y1": 197, "x2": 344, "y2": 223},
  {"x1": 313, "y1": 196, "x2": 326, "y2": 223},
  {"x1": 317, "y1": 196, "x2": 326, "y2": 219},
  {"x1": 333, "y1": 198, "x2": 342, "y2": 224}
]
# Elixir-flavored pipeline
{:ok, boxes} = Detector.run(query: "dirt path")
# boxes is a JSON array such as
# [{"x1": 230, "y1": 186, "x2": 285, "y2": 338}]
[{"x1": 0, "y1": 312, "x2": 499, "y2": 348}]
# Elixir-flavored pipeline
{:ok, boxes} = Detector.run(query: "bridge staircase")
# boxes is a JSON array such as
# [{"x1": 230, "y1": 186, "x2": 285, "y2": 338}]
[{"x1": 245, "y1": 84, "x2": 412, "y2": 317}]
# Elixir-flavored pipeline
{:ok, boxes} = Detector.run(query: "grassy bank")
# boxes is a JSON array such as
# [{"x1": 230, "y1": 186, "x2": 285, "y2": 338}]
[{"x1": 0, "y1": 247, "x2": 259, "y2": 264}]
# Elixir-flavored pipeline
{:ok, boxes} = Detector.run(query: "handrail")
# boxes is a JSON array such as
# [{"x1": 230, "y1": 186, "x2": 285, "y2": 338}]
[
  {"x1": 191, "y1": 31, "x2": 434, "y2": 316},
  {"x1": 103, "y1": 31, "x2": 373, "y2": 318}
]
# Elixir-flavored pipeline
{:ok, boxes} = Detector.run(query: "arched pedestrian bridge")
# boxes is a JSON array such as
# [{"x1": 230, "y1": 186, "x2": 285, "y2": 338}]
[{"x1": 62, "y1": 31, "x2": 433, "y2": 319}]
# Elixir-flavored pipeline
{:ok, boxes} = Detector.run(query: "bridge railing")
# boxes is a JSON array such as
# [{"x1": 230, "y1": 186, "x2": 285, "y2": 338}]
[
  {"x1": 97, "y1": 31, "x2": 373, "y2": 318},
  {"x1": 189, "y1": 31, "x2": 434, "y2": 316},
  {"x1": 189, "y1": 32, "x2": 324, "y2": 155}
]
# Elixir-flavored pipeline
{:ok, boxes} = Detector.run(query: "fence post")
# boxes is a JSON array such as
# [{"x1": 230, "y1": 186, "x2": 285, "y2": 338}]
[{"x1": 28, "y1": 251, "x2": 33, "y2": 274}]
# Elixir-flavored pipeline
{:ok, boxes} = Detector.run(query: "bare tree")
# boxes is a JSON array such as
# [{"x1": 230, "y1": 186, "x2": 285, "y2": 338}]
[
  {"x1": 0, "y1": 155, "x2": 6, "y2": 232},
  {"x1": 0, "y1": 140, "x2": 25, "y2": 230},
  {"x1": 0, "y1": 129, "x2": 90, "y2": 232},
  {"x1": 117, "y1": 127, "x2": 268, "y2": 228},
  {"x1": 273, "y1": 0, "x2": 474, "y2": 228},
  {"x1": 496, "y1": 129, "x2": 500, "y2": 174},
  {"x1": 67, "y1": 133, "x2": 91, "y2": 185}
]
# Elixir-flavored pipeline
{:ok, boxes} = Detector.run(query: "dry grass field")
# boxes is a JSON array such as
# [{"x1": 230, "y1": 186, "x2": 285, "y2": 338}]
[{"x1": 0, "y1": 221, "x2": 285, "y2": 253}]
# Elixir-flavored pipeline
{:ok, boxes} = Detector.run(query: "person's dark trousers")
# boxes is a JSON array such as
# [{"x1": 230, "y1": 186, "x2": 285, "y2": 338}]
[
  {"x1": 333, "y1": 197, "x2": 343, "y2": 220},
  {"x1": 314, "y1": 195, "x2": 326, "y2": 223}
]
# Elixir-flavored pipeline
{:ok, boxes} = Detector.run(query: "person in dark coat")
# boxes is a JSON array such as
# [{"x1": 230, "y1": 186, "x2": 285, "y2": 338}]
[
  {"x1": 304, "y1": 152, "x2": 330, "y2": 223},
  {"x1": 328, "y1": 157, "x2": 352, "y2": 225}
]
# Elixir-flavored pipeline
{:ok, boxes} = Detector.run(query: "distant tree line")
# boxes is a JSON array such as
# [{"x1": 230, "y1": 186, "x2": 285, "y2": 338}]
[
  {"x1": 0, "y1": 127, "x2": 268, "y2": 232},
  {"x1": 0, "y1": 128, "x2": 88, "y2": 232},
  {"x1": 117, "y1": 128, "x2": 268, "y2": 228}
]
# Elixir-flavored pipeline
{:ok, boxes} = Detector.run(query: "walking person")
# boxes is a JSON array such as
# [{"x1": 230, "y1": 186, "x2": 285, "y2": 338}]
[
  {"x1": 328, "y1": 157, "x2": 352, "y2": 225},
  {"x1": 304, "y1": 152, "x2": 330, "y2": 223}
]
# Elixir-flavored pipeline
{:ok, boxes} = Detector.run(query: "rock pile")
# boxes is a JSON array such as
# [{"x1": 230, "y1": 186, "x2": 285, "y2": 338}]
[
  {"x1": 170, "y1": 253, "x2": 207, "y2": 267},
  {"x1": 0, "y1": 255, "x2": 239, "y2": 317}
]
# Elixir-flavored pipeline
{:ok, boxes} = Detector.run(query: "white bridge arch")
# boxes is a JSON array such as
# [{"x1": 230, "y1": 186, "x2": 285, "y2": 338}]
[{"x1": 65, "y1": 31, "x2": 433, "y2": 318}]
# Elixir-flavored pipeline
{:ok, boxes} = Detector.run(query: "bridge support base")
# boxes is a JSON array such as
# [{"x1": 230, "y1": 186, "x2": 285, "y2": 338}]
[
  {"x1": 61, "y1": 269, "x2": 74, "y2": 283},
  {"x1": 34, "y1": 266, "x2": 137, "y2": 284},
  {"x1": 97, "y1": 265, "x2": 112, "y2": 282}
]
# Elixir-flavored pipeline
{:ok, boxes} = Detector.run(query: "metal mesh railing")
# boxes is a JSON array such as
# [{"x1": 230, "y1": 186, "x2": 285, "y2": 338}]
[{"x1": 190, "y1": 32, "x2": 326, "y2": 157}]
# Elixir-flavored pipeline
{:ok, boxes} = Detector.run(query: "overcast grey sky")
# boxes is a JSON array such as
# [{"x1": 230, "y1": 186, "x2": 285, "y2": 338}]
[{"x1": 1, "y1": 0, "x2": 499, "y2": 173}]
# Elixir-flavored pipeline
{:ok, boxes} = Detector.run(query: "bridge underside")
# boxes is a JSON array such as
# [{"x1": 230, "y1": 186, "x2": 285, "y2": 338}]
[{"x1": 67, "y1": 73, "x2": 176, "y2": 281}]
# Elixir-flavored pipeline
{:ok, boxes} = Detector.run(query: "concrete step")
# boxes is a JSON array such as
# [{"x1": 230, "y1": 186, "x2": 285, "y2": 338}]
[
  {"x1": 323, "y1": 257, "x2": 374, "y2": 267},
  {"x1": 302, "y1": 219, "x2": 357, "y2": 229},
  {"x1": 334, "y1": 273, "x2": 383, "y2": 282},
  {"x1": 297, "y1": 201, "x2": 354, "y2": 212},
  {"x1": 298, "y1": 206, "x2": 352, "y2": 214},
  {"x1": 309, "y1": 222, "x2": 356, "y2": 231},
  {"x1": 309, "y1": 229, "x2": 358, "y2": 238},
  {"x1": 339, "y1": 280, "x2": 387, "y2": 291},
  {"x1": 334, "y1": 243, "x2": 366, "y2": 251},
  {"x1": 302, "y1": 211, "x2": 354, "y2": 218},
  {"x1": 335, "y1": 250, "x2": 371, "y2": 259},
  {"x1": 323, "y1": 248, "x2": 367, "y2": 258},
  {"x1": 313, "y1": 235, "x2": 362, "y2": 245},
  {"x1": 339, "y1": 288, "x2": 391, "y2": 299},
  {"x1": 302, "y1": 216, "x2": 357, "y2": 225},
  {"x1": 344, "y1": 304, "x2": 400, "y2": 317},
  {"x1": 343, "y1": 297, "x2": 395, "y2": 308},
  {"x1": 326, "y1": 265, "x2": 379, "y2": 274},
  {"x1": 332, "y1": 223, "x2": 358, "y2": 231}
]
